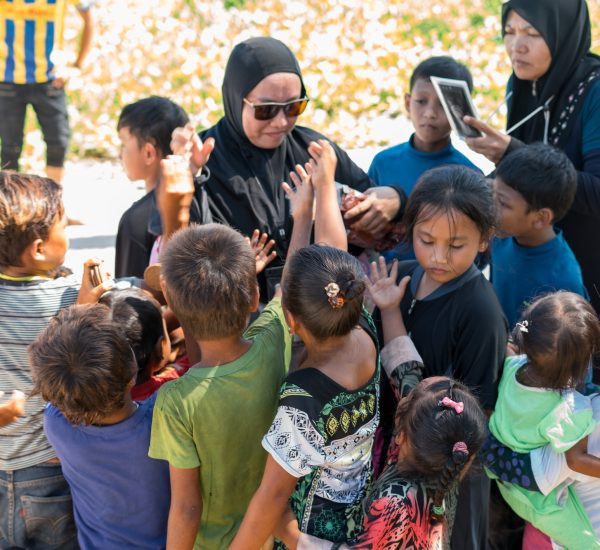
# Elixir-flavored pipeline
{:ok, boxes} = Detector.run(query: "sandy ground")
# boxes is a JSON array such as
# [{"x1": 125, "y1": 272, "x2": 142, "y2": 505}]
[{"x1": 62, "y1": 119, "x2": 492, "y2": 280}]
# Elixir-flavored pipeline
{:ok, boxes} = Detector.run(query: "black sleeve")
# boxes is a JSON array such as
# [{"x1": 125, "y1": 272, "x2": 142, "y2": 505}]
[
  {"x1": 571, "y1": 148, "x2": 600, "y2": 217},
  {"x1": 330, "y1": 141, "x2": 374, "y2": 193}
]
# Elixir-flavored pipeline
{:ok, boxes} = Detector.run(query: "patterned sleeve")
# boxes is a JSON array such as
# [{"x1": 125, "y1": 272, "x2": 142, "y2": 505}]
[
  {"x1": 262, "y1": 402, "x2": 326, "y2": 478},
  {"x1": 481, "y1": 433, "x2": 539, "y2": 492},
  {"x1": 380, "y1": 336, "x2": 423, "y2": 400}
]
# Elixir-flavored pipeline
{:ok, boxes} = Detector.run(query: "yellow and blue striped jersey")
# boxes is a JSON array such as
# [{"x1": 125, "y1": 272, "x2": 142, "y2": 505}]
[{"x1": 0, "y1": 0, "x2": 87, "y2": 84}]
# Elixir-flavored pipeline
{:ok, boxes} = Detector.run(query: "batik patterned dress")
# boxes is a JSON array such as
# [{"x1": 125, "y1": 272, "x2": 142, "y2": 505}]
[{"x1": 263, "y1": 318, "x2": 380, "y2": 546}]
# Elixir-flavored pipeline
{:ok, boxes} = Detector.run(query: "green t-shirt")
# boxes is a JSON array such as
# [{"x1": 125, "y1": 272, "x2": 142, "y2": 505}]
[
  {"x1": 487, "y1": 354, "x2": 598, "y2": 549},
  {"x1": 148, "y1": 298, "x2": 291, "y2": 549},
  {"x1": 489, "y1": 354, "x2": 595, "y2": 454}
]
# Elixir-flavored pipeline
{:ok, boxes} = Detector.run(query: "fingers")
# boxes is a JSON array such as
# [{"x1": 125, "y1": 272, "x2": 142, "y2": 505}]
[
  {"x1": 294, "y1": 163, "x2": 310, "y2": 185},
  {"x1": 344, "y1": 194, "x2": 374, "y2": 220},
  {"x1": 281, "y1": 181, "x2": 293, "y2": 198},
  {"x1": 463, "y1": 116, "x2": 496, "y2": 136},
  {"x1": 397, "y1": 275, "x2": 411, "y2": 297}
]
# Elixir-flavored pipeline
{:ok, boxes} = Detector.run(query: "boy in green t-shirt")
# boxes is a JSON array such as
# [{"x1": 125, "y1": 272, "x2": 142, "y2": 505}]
[{"x1": 148, "y1": 222, "x2": 292, "y2": 549}]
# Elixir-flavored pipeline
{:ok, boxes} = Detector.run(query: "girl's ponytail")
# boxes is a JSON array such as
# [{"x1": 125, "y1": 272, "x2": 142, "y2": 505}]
[
  {"x1": 394, "y1": 379, "x2": 487, "y2": 527},
  {"x1": 430, "y1": 441, "x2": 469, "y2": 524}
]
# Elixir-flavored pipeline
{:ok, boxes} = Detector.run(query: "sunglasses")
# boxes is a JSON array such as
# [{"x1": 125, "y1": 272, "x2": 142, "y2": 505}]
[{"x1": 243, "y1": 97, "x2": 309, "y2": 121}]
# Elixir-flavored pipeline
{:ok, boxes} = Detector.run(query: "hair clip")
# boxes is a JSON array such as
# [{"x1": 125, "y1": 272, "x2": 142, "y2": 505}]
[
  {"x1": 440, "y1": 396, "x2": 464, "y2": 414},
  {"x1": 432, "y1": 503, "x2": 445, "y2": 516},
  {"x1": 516, "y1": 320, "x2": 529, "y2": 333},
  {"x1": 324, "y1": 282, "x2": 345, "y2": 309},
  {"x1": 452, "y1": 441, "x2": 469, "y2": 455}
]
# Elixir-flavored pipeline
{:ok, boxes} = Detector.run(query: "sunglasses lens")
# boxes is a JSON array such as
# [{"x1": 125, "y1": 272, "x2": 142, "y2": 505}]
[
  {"x1": 284, "y1": 99, "x2": 308, "y2": 117},
  {"x1": 253, "y1": 104, "x2": 279, "y2": 121}
]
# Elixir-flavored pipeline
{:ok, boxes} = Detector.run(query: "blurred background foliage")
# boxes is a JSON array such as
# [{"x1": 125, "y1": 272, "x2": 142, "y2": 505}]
[{"x1": 19, "y1": 0, "x2": 600, "y2": 169}]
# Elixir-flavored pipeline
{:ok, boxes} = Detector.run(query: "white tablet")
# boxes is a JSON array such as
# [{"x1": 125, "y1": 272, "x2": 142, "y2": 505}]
[{"x1": 430, "y1": 76, "x2": 483, "y2": 139}]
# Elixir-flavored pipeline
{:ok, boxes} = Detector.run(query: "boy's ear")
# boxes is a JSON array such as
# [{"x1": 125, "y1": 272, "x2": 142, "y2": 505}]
[
  {"x1": 404, "y1": 93, "x2": 411, "y2": 114},
  {"x1": 249, "y1": 285, "x2": 260, "y2": 314},
  {"x1": 532, "y1": 207, "x2": 553, "y2": 229},
  {"x1": 142, "y1": 141, "x2": 159, "y2": 166},
  {"x1": 25, "y1": 238, "x2": 47, "y2": 263}
]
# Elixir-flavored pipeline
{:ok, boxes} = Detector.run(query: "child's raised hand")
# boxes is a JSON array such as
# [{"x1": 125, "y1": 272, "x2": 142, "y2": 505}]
[
  {"x1": 307, "y1": 139, "x2": 337, "y2": 189},
  {"x1": 282, "y1": 163, "x2": 314, "y2": 220},
  {"x1": 170, "y1": 122, "x2": 215, "y2": 175},
  {"x1": 245, "y1": 229, "x2": 277, "y2": 274},
  {"x1": 77, "y1": 258, "x2": 113, "y2": 304},
  {"x1": 366, "y1": 257, "x2": 411, "y2": 311}
]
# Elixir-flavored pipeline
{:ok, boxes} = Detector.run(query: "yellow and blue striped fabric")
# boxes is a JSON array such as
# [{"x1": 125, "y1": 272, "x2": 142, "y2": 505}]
[{"x1": 0, "y1": 0, "x2": 77, "y2": 84}]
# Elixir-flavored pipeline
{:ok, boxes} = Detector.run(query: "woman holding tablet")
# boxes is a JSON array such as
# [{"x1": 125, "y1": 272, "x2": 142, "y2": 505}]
[{"x1": 465, "y1": 0, "x2": 600, "y2": 312}]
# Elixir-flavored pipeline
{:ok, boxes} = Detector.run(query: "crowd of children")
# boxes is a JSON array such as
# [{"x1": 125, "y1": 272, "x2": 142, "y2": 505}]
[{"x1": 0, "y1": 45, "x2": 599, "y2": 550}]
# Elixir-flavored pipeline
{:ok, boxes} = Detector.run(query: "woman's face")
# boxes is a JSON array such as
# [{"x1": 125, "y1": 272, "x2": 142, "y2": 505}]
[
  {"x1": 504, "y1": 10, "x2": 552, "y2": 81},
  {"x1": 242, "y1": 72, "x2": 302, "y2": 149}
]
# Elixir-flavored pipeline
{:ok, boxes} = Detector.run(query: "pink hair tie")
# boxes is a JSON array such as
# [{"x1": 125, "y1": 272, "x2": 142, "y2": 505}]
[
  {"x1": 440, "y1": 397, "x2": 464, "y2": 414},
  {"x1": 453, "y1": 441, "x2": 469, "y2": 455}
]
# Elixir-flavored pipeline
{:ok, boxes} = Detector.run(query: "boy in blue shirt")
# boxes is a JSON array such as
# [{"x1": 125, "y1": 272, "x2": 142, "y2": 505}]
[
  {"x1": 369, "y1": 56, "x2": 480, "y2": 259},
  {"x1": 492, "y1": 143, "x2": 588, "y2": 327},
  {"x1": 29, "y1": 304, "x2": 170, "y2": 550},
  {"x1": 368, "y1": 56, "x2": 479, "y2": 193}
]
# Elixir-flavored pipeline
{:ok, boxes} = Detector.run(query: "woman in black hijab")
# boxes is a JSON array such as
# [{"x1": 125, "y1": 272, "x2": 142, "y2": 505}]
[
  {"x1": 465, "y1": 0, "x2": 600, "y2": 313},
  {"x1": 182, "y1": 37, "x2": 403, "y2": 297}
]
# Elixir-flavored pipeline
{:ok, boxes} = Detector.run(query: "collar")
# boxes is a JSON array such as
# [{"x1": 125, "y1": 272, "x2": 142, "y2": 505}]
[{"x1": 409, "y1": 263, "x2": 481, "y2": 302}]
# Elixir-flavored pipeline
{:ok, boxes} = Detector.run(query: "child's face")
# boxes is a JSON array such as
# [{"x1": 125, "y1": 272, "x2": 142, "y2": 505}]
[
  {"x1": 493, "y1": 177, "x2": 538, "y2": 238},
  {"x1": 118, "y1": 126, "x2": 155, "y2": 182},
  {"x1": 405, "y1": 78, "x2": 452, "y2": 152},
  {"x1": 413, "y1": 208, "x2": 487, "y2": 284},
  {"x1": 38, "y1": 213, "x2": 69, "y2": 274}
]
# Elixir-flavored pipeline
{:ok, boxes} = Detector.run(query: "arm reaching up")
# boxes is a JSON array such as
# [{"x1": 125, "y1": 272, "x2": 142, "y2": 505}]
[{"x1": 308, "y1": 140, "x2": 346, "y2": 250}]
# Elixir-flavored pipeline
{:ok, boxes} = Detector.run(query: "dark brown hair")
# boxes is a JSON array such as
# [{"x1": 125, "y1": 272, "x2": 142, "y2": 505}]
[
  {"x1": 29, "y1": 304, "x2": 137, "y2": 425},
  {"x1": 403, "y1": 165, "x2": 495, "y2": 244},
  {"x1": 0, "y1": 171, "x2": 64, "y2": 268},
  {"x1": 512, "y1": 291, "x2": 600, "y2": 390},
  {"x1": 160, "y1": 224, "x2": 257, "y2": 340},
  {"x1": 282, "y1": 245, "x2": 365, "y2": 340},
  {"x1": 394, "y1": 377, "x2": 488, "y2": 525},
  {"x1": 99, "y1": 288, "x2": 164, "y2": 383}
]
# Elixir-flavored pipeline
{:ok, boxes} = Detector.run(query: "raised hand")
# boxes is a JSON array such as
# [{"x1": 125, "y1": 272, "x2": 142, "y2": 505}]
[
  {"x1": 307, "y1": 139, "x2": 337, "y2": 189},
  {"x1": 245, "y1": 229, "x2": 277, "y2": 274},
  {"x1": 366, "y1": 257, "x2": 411, "y2": 312},
  {"x1": 170, "y1": 122, "x2": 215, "y2": 175},
  {"x1": 281, "y1": 163, "x2": 314, "y2": 220}
]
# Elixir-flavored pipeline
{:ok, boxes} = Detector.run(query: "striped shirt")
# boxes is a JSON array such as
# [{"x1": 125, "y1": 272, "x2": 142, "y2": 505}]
[
  {"x1": 0, "y1": 274, "x2": 79, "y2": 471},
  {"x1": 0, "y1": 0, "x2": 91, "y2": 84}
]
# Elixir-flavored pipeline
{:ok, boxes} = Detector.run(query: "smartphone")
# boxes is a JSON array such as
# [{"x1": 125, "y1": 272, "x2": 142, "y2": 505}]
[{"x1": 89, "y1": 264, "x2": 103, "y2": 287}]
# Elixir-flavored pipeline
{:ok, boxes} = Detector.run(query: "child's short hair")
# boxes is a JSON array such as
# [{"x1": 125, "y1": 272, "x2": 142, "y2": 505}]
[
  {"x1": 29, "y1": 304, "x2": 137, "y2": 425},
  {"x1": 394, "y1": 377, "x2": 487, "y2": 524},
  {"x1": 495, "y1": 143, "x2": 576, "y2": 223},
  {"x1": 160, "y1": 224, "x2": 256, "y2": 340},
  {"x1": 0, "y1": 171, "x2": 64, "y2": 268},
  {"x1": 99, "y1": 288, "x2": 164, "y2": 382},
  {"x1": 512, "y1": 292, "x2": 600, "y2": 390},
  {"x1": 117, "y1": 96, "x2": 189, "y2": 158},
  {"x1": 403, "y1": 165, "x2": 495, "y2": 243},
  {"x1": 282, "y1": 245, "x2": 365, "y2": 341},
  {"x1": 410, "y1": 56, "x2": 473, "y2": 92}
]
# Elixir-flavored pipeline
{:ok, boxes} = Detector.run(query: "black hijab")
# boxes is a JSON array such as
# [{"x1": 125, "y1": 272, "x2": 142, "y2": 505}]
[
  {"x1": 200, "y1": 37, "x2": 371, "y2": 259},
  {"x1": 502, "y1": 0, "x2": 600, "y2": 147}
]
